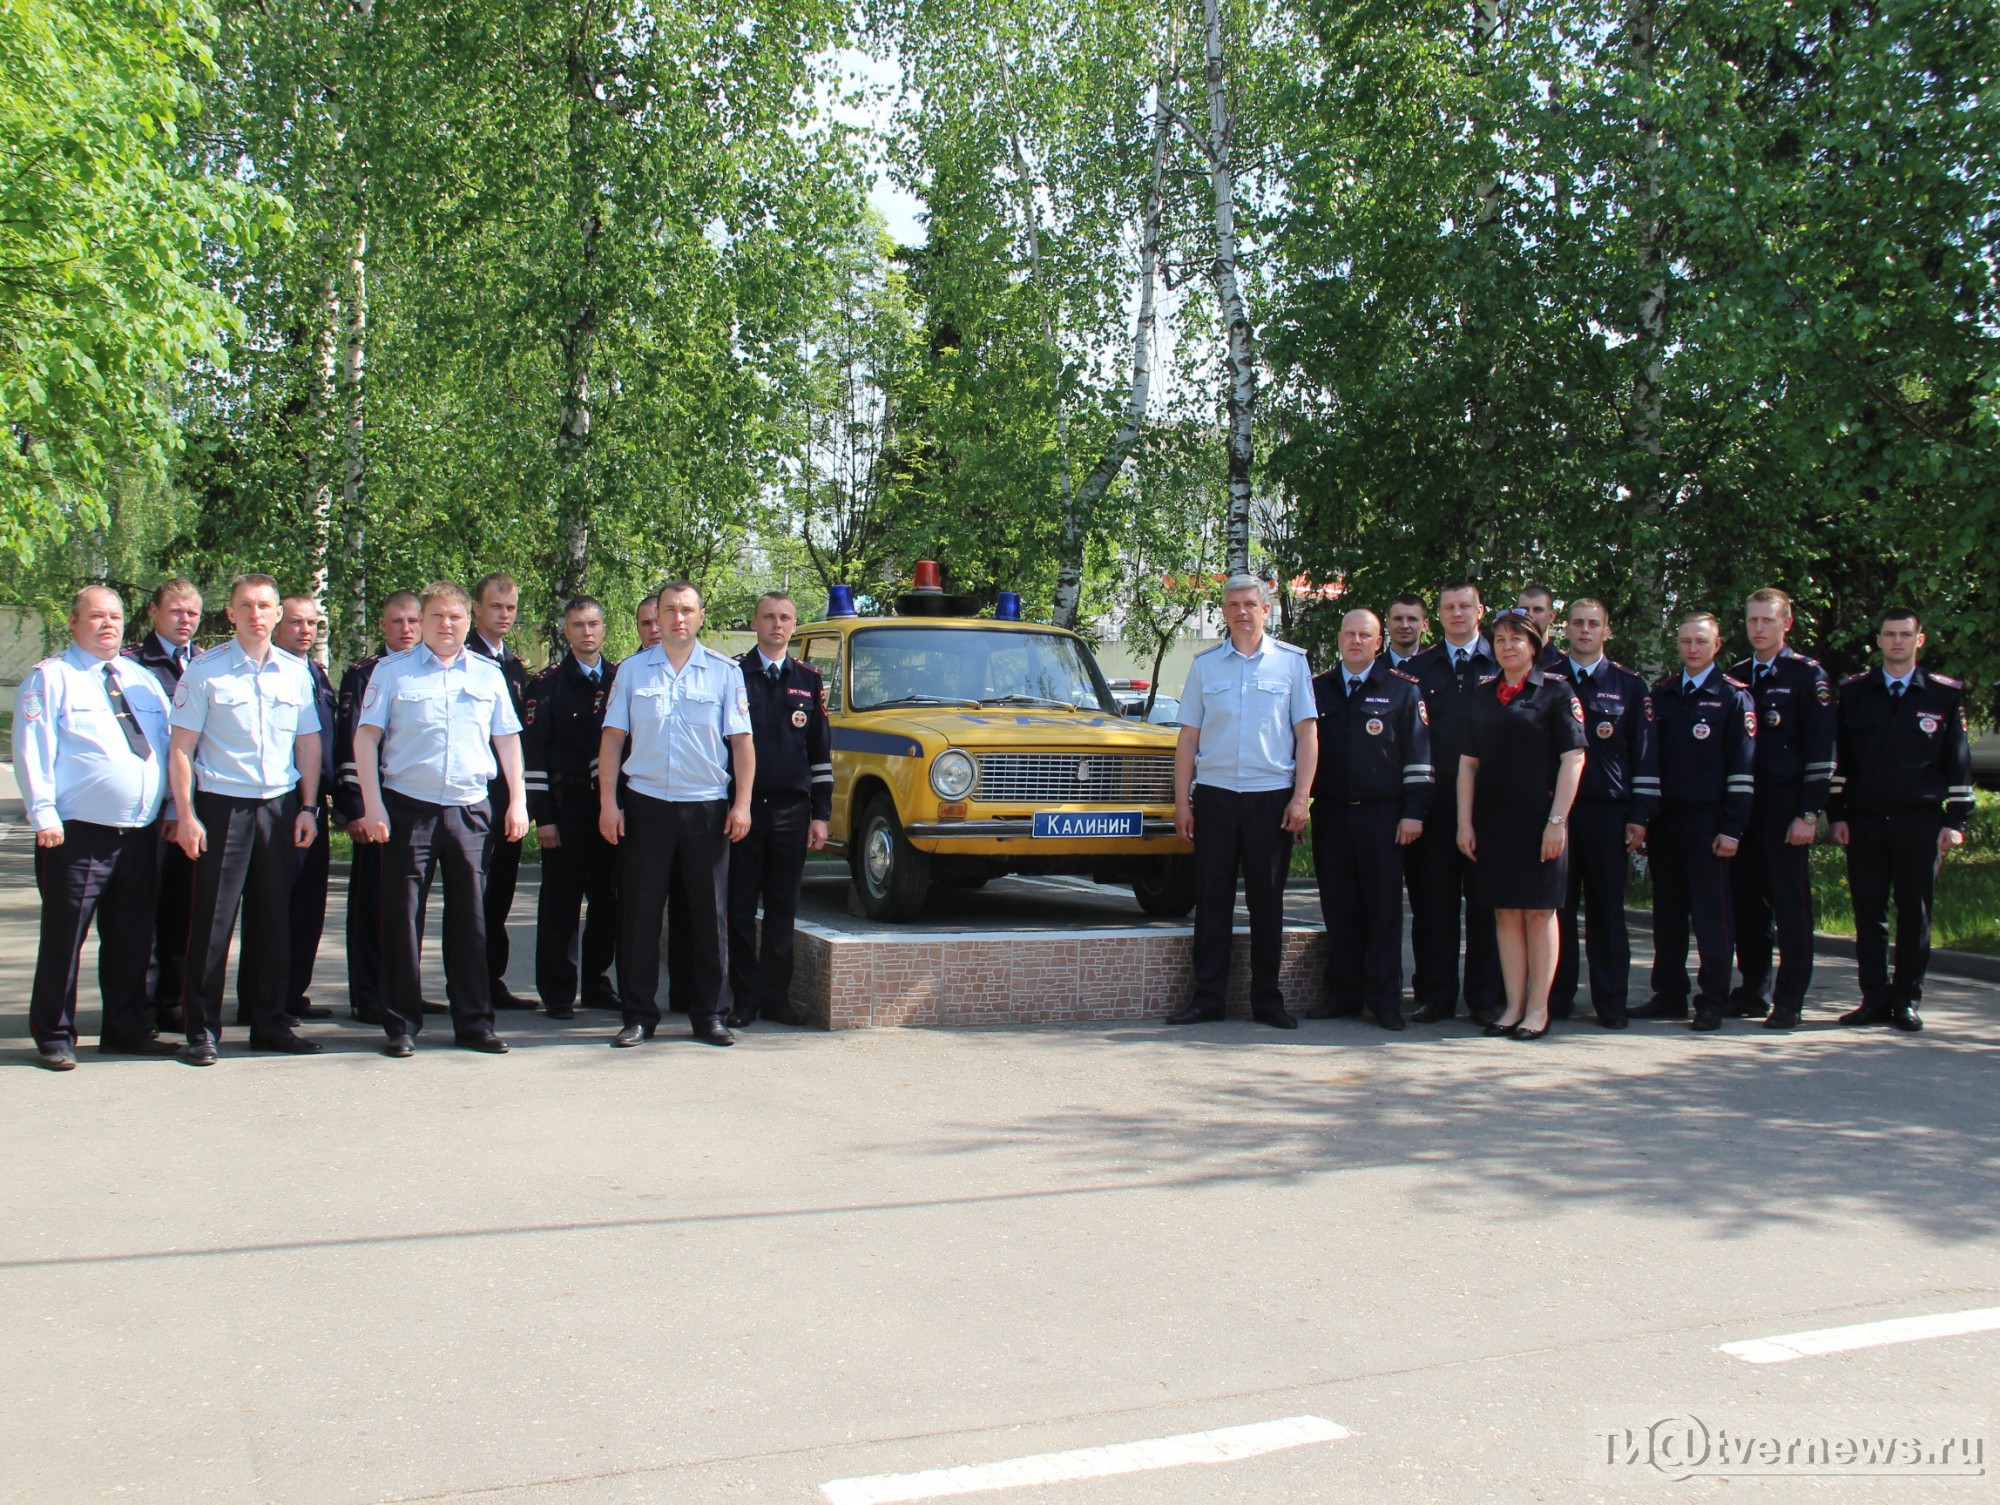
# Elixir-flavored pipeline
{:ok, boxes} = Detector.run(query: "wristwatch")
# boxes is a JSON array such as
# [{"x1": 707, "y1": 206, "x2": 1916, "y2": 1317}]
[{"x1": 1546, "y1": 814, "x2": 1567, "y2": 827}]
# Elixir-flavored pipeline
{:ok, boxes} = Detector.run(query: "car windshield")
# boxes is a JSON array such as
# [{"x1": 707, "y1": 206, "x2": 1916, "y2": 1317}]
[{"x1": 848, "y1": 626, "x2": 1120, "y2": 714}]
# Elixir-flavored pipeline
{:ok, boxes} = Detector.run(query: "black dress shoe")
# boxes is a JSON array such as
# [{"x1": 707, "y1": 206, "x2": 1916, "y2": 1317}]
[
  {"x1": 1408, "y1": 1003, "x2": 1455, "y2": 1024},
  {"x1": 98, "y1": 1036, "x2": 181, "y2": 1057},
  {"x1": 1305, "y1": 1001, "x2": 1362, "y2": 1020},
  {"x1": 692, "y1": 1019, "x2": 736, "y2": 1046},
  {"x1": 1633, "y1": 995, "x2": 1689, "y2": 1020},
  {"x1": 1253, "y1": 1009, "x2": 1298, "y2": 1030},
  {"x1": 1890, "y1": 1004, "x2": 1923, "y2": 1033},
  {"x1": 726, "y1": 1008, "x2": 757, "y2": 1029},
  {"x1": 1689, "y1": 1008, "x2": 1723, "y2": 1032},
  {"x1": 1509, "y1": 1022, "x2": 1551, "y2": 1041},
  {"x1": 1598, "y1": 1015, "x2": 1630, "y2": 1030},
  {"x1": 611, "y1": 1023, "x2": 652, "y2": 1047},
  {"x1": 454, "y1": 1030, "x2": 510, "y2": 1053},
  {"x1": 1838, "y1": 1003, "x2": 1892, "y2": 1026},
  {"x1": 37, "y1": 1044, "x2": 76, "y2": 1071},
  {"x1": 287, "y1": 1002, "x2": 333, "y2": 1021},
  {"x1": 1370, "y1": 1009, "x2": 1407, "y2": 1032},
  {"x1": 1727, "y1": 994, "x2": 1771, "y2": 1019},
  {"x1": 490, "y1": 984, "x2": 538, "y2": 1011},
  {"x1": 1165, "y1": 1004, "x2": 1225, "y2": 1025},
  {"x1": 351, "y1": 1004, "x2": 384, "y2": 1025},
  {"x1": 183, "y1": 1039, "x2": 219, "y2": 1066},
  {"x1": 1762, "y1": 1010, "x2": 1801, "y2": 1030},
  {"x1": 544, "y1": 1004, "x2": 576, "y2": 1020},
  {"x1": 249, "y1": 1030, "x2": 324, "y2": 1054},
  {"x1": 382, "y1": 1034, "x2": 415, "y2": 1058}
]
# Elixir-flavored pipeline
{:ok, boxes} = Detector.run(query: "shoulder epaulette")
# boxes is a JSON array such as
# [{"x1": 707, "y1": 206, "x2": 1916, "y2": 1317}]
[
  {"x1": 1795, "y1": 653, "x2": 1823, "y2": 670},
  {"x1": 1840, "y1": 671, "x2": 1870, "y2": 687},
  {"x1": 118, "y1": 643, "x2": 142, "y2": 658},
  {"x1": 1722, "y1": 674, "x2": 1749, "y2": 691},
  {"x1": 1272, "y1": 639, "x2": 1308, "y2": 656},
  {"x1": 1189, "y1": 641, "x2": 1227, "y2": 662},
  {"x1": 1390, "y1": 667, "x2": 1419, "y2": 685},
  {"x1": 1931, "y1": 672, "x2": 1962, "y2": 689},
  {"x1": 1607, "y1": 659, "x2": 1638, "y2": 678},
  {"x1": 1653, "y1": 673, "x2": 1677, "y2": 690},
  {"x1": 528, "y1": 663, "x2": 561, "y2": 687}
]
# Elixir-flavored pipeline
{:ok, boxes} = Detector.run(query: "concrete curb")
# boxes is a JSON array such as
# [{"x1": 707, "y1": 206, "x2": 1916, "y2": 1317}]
[{"x1": 1624, "y1": 906, "x2": 2000, "y2": 986}]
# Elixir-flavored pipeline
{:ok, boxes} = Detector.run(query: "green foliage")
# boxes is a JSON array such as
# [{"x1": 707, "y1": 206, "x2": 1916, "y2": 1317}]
[{"x1": 0, "y1": 0, "x2": 286, "y2": 566}]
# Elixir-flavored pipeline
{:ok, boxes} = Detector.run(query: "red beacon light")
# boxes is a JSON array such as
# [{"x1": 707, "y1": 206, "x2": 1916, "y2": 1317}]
[{"x1": 910, "y1": 559, "x2": 943, "y2": 594}]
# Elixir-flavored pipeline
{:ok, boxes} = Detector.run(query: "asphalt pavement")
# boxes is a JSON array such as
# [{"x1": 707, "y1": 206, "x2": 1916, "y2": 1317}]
[{"x1": 2, "y1": 832, "x2": 1995, "y2": 1504}]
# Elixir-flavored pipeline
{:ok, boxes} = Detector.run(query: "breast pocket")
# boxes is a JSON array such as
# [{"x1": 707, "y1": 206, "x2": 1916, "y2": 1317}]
[
  {"x1": 396, "y1": 687, "x2": 447, "y2": 725},
  {"x1": 458, "y1": 688, "x2": 498, "y2": 728},
  {"x1": 264, "y1": 690, "x2": 303, "y2": 735},
  {"x1": 634, "y1": 685, "x2": 672, "y2": 723}
]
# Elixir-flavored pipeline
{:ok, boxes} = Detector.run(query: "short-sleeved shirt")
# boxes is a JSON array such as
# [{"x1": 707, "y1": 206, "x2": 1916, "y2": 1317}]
[
  {"x1": 170, "y1": 641, "x2": 323, "y2": 800},
  {"x1": 359, "y1": 643, "x2": 522, "y2": 807},
  {"x1": 1178, "y1": 634, "x2": 1317, "y2": 793},
  {"x1": 603, "y1": 642, "x2": 753, "y2": 802},
  {"x1": 16, "y1": 645, "x2": 175, "y2": 830}
]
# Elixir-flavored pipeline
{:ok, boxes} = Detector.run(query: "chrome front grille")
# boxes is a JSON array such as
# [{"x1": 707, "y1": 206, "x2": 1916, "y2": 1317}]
[{"x1": 971, "y1": 753, "x2": 1176, "y2": 805}]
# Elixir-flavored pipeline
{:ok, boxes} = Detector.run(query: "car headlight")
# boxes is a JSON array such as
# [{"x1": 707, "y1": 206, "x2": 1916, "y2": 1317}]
[{"x1": 929, "y1": 749, "x2": 975, "y2": 799}]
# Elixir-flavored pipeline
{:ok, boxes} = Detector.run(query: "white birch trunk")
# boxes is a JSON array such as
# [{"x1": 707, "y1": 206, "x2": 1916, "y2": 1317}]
[
  {"x1": 1052, "y1": 58, "x2": 1173, "y2": 630},
  {"x1": 338, "y1": 0, "x2": 374, "y2": 665},
  {"x1": 1202, "y1": 0, "x2": 1256, "y2": 578}
]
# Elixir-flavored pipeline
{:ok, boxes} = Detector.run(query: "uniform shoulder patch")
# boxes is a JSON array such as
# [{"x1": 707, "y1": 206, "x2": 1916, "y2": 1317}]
[
  {"x1": 734, "y1": 682, "x2": 750, "y2": 717},
  {"x1": 18, "y1": 684, "x2": 41, "y2": 721},
  {"x1": 1571, "y1": 695, "x2": 1585, "y2": 722},
  {"x1": 173, "y1": 681, "x2": 189, "y2": 708},
  {"x1": 1416, "y1": 697, "x2": 1429, "y2": 725},
  {"x1": 1815, "y1": 680, "x2": 1831, "y2": 705},
  {"x1": 1744, "y1": 709, "x2": 1757, "y2": 736},
  {"x1": 363, "y1": 681, "x2": 381, "y2": 710}
]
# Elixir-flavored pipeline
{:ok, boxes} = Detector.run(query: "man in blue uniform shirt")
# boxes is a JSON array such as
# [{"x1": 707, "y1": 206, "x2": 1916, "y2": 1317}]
[
  {"x1": 1828, "y1": 608, "x2": 1975, "y2": 1033},
  {"x1": 1307, "y1": 608, "x2": 1431, "y2": 1030},
  {"x1": 1728, "y1": 588, "x2": 1836, "y2": 1029},
  {"x1": 123, "y1": 576, "x2": 204, "y2": 1033},
  {"x1": 20, "y1": 586, "x2": 180, "y2": 1069},
  {"x1": 599, "y1": 581, "x2": 755, "y2": 1047},
  {"x1": 168, "y1": 573, "x2": 325, "y2": 1063},
  {"x1": 1168, "y1": 574, "x2": 1318, "y2": 1028},
  {"x1": 1548, "y1": 597, "x2": 1657, "y2": 1027},
  {"x1": 1636, "y1": 612, "x2": 1756, "y2": 1031},
  {"x1": 352, "y1": 579, "x2": 528, "y2": 1056}
]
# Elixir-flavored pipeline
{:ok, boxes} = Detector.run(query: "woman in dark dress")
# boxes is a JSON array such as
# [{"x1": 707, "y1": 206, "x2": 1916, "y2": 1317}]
[{"x1": 1456, "y1": 611, "x2": 1587, "y2": 1038}]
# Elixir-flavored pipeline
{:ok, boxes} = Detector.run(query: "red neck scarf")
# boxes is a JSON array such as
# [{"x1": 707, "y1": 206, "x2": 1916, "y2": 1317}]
[{"x1": 1495, "y1": 676, "x2": 1529, "y2": 707}]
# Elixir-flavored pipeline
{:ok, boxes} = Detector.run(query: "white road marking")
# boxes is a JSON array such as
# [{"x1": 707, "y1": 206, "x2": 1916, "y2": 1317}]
[
  {"x1": 820, "y1": 1415, "x2": 1349, "y2": 1504},
  {"x1": 1719, "y1": 1305, "x2": 2000, "y2": 1364}
]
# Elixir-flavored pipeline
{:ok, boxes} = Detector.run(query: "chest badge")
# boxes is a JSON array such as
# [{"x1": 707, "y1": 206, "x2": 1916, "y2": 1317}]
[
  {"x1": 791, "y1": 708, "x2": 808, "y2": 728},
  {"x1": 1692, "y1": 721, "x2": 1712, "y2": 740},
  {"x1": 1918, "y1": 713, "x2": 1940, "y2": 734},
  {"x1": 1596, "y1": 720, "x2": 1614, "y2": 739},
  {"x1": 1364, "y1": 717, "x2": 1385, "y2": 737},
  {"x1": 1764, "y1": 709, "x2": 1781, "y2": 727}
]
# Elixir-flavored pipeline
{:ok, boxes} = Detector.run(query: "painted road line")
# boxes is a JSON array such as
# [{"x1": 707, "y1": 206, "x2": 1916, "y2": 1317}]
[
  {"x1": 820, "y1": 1416, "x2": 1350, "y2": 1505},
  {"x1": 1720, "y1": 1305, "x2": 2000, "y2": 1364}
]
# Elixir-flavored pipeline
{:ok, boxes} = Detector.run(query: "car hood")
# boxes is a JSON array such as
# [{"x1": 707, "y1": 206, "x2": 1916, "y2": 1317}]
[{"x1": 848, "y1": 707, "x2": 1180, "y2": 752}]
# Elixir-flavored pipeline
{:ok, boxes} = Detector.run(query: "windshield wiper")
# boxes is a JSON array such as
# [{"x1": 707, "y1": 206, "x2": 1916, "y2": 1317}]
[
  {"x1": 978, "y1": 694, "x2": 1079, "y2": 710},
  {"x1": 868, "y1": 694, "x2": 983, "y2": 710}
]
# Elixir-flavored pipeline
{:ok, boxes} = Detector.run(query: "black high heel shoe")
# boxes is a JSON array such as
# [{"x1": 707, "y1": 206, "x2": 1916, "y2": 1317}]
[
  {"x1": 1483, "y1": 1018, "x2": 1523, "y2": 1037},
  {"x1": 1510, "y1": 1020, "x2": 1551, "y2": 1040}
]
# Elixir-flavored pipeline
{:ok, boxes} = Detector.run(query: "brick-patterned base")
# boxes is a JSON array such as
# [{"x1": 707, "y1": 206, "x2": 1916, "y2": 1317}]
[{"x1": 783, "y1": 919, "x2": 1329, "y2": 1029}]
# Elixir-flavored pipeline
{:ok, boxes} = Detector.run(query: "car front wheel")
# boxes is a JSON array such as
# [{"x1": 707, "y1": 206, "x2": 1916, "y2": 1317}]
[{"x1": 853, "y1": 793, "x2": 932, "y2": 922}]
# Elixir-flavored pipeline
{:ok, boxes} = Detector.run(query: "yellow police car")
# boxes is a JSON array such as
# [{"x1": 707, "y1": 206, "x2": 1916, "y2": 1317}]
[{"x1": 791, "y1": 565, "x2": 1196, "y2": 921}]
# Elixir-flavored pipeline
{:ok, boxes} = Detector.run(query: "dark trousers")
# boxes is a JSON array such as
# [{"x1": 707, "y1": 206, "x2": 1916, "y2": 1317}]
[
  {"x1": 148, "y1": 840, "x2": 195, "y2": 1018},
  {"x1": 1732, "y1": 789, "x2": 1815, "y2": 1011},
  {"x1": 535, "y1": 791, "x2": 620, "y2": 1010},
  {"x1": 728, "y1": 794, "x2": 811, "y2": 1021},
  {"x1": 30, "y1": 821, "x2": 161, "y2": 1049},
  {"x1": 183, "y1": 789, "x2": 298, "y2": 1043},
  {"x1": 1190, "y1": 784, "x2": 1293, "y2": 1015},
  {"x1": 483, "y1": 774, "x2": 522, "y2": 988},
  {"x1": 1405, "y1": 811, "x2": 1501, "y2": 1018},
  {"x1": 287, "y1": 802, "x2": 331, "y2": 1010},
  {"x1": 1845, "y1": 808, "x2": 1945, "y2": 1009},
  {"x1": 1310, "y1": 798, "x2": 1406, "y2": 1019},
  {"x1": 665, "y1": 876, "x2": 693, "y2": 1013},
  {"x1": 620, "y1": 793, "x2": 729, "y2": 1027},
  {"x1": 347, "y1": 840, "x2": 430, "y2": 1014},
  {"x1": 382, "y1": 791, "x2": 494, "y2": 1038},
  {"x1": 1649, "y1": 801, "x2": 1735, "y2": 1006},
  {"x1": 1554, "y1": 801, "x2": 1633, "y2": 1021}
]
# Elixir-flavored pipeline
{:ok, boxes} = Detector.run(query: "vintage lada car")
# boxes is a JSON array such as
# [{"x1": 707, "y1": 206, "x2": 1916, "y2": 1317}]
[{"x1": 791, "y1": 567, "x2": 1196, "y2": 921}]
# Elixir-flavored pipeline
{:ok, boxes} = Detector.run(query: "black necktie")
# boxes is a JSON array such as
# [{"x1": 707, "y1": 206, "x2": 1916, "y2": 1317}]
[
  {"x1": 103, "y1": 664, "x2": 152, "y2": 760},
  {"x1": 1575, "y1": 667, "x2": 1590, "y2": 689},
  {"x1": 1757, "y1": 663, "x2": 1772, "y2": 683},
  {"x1": 1890, "y1": 680, "x2": 1904, "y2": 700},
  {"x1": 767, "y1": 662, "x2": 782, "y2": 684},
  {"x1": 1346, "y1": 676, "x2": 1360, "y2": 698}
]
